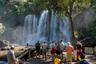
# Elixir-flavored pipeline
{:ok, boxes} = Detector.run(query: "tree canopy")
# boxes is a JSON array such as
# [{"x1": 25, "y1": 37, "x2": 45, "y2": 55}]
[{"x1": 0, "y1": 0, "x2": 92, "y2": 16}]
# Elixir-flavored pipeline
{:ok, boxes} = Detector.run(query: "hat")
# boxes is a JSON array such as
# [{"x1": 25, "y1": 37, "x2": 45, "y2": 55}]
[{"x1": 68, "y1": 42, "x2": 71, "y2": 45}]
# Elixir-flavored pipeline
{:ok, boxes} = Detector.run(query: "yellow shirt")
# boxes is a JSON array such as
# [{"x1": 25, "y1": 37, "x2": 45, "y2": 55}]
[{"x1": 54, "y1": 58, "x2": 61, "y2": 64}]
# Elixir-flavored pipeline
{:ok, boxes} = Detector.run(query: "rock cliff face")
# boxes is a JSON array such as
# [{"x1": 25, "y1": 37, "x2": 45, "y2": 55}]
[
  {"x1": 80, "y1": 37, "x2": 96, "y2": 47},
  {"x1": 73, "y1": 8, "x2": 96, "y2": 31},
  {"x1": 73, "y1": 8, "x2": 96, "y2": 47},
  {"x1": 0, "y1": 41, "x2": 7, "y2": 48}
]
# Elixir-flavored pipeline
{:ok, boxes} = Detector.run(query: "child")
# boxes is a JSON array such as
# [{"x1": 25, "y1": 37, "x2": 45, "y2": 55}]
[{"x1": 54, "y1": 55, "x2": 61, "y2": 64}]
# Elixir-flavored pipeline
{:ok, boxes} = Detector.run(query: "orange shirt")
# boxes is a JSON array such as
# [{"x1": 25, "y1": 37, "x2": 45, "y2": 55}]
[{"x1": 66, "y1": 45, "x2": 74, "y2": 54}]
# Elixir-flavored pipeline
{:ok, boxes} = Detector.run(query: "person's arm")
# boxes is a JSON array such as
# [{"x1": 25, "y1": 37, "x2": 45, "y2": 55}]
[
  {"x1": 12, "y1": 51, "x2": 17, "y2": 64},
  {"x1": 72, "y1": 46, "x2": 74, "y2": 52}
]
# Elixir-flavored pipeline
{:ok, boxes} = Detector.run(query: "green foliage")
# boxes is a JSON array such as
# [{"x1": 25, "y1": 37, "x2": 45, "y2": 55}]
[
  {"x1": 91, "y1": 0, "x2": 96, "y2": 6},
  {"x1": 0, "y1": 0, "x2": 92, "y2": 16},
  {"x1": 0, "y1": 23, "x2": 5, "y2": 34},
  {"x1": 28, "y1": 0, "x2": 91, "y2": 17}
]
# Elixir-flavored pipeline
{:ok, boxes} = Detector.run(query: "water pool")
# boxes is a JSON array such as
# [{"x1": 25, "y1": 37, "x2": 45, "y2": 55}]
[{"x1": 0, "y1": 61, "x2": 7, "y2": 64}]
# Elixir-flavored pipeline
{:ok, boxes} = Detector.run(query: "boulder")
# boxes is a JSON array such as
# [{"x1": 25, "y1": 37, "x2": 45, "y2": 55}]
[{"x1": 0, "y1": 40, "x2": 7, "y2": 48}]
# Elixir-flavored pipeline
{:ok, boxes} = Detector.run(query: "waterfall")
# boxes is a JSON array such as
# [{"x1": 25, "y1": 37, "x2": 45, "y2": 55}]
[
  {"x1": 37, "y1": 10, "x2": 49, "y2": 40},
  {"x1": 23, "y1": 10, "x2": 70, "y2": 45},
  {"x1": 23, "y1": 15, "x2": 38, "y2": 44}
]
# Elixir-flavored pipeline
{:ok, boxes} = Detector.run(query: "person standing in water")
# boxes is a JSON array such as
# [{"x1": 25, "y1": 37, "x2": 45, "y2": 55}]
[{"x1": 27, "y1": 42, "x2": 29, "y2": 47}]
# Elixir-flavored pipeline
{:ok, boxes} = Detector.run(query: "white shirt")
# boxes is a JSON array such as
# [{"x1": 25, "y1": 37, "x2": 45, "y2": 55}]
[
  {"x1": 7, "y1": 49, "x2": 16, "y2": 64},
  {"x1": 50, "y1": 43, "x2": 55, "y2": 50},
  {"x1": 60, "y1": 41, "x2": 65, "y2": 51},
  {"x1": 42, "y1": 43, "x2": 48, "y2": 49}
]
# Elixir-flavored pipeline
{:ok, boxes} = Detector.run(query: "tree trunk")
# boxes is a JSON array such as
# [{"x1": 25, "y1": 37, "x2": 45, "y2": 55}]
[
  {"x1": 69, "y1": 0, "x2": 76, "y2": 46},
  {"x1": 69, "y1": 14, "x2": 76, "y2": 46}
]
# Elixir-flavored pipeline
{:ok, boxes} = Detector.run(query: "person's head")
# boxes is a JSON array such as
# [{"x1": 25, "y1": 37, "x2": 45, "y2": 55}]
[
  {"x1": 60, "y1": 40, "x2": 62, "y2": 42},
  {"x1": 37, "y1": 41, "x2": 39, "y2": 43},
  {"x1": 55, "y1": 43, "x2": 57, "y2": 45},
  {"x1": 52, "y1": 41, "x2": 54, "y2": 43},
  {"x1": 11, "y1": 45, "x2": 14, "y2": 50},
  {"x1": 67, "y1": 42, "x2": 71, "y2": 45},
  {"x1": 7, "y1": 47, "x2": 10, "y2": 50},
  {"x1": 44, "y1": 42, "x2": 46, "y2": 43}
]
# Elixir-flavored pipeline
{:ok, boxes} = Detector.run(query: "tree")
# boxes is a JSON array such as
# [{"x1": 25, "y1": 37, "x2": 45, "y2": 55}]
[
  {"x1": 32, "y1": 0, "x2": 91, "y2": 45},
  {"x1": 65, "y1": 0, "x2": 91, "y2": 46}
]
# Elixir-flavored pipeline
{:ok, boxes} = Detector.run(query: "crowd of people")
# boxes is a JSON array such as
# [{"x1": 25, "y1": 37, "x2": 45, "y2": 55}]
[
  {"x1": 6, "y1": 40, "x2": 89, "y2": 64},
  {"x1": 35, "y1": 40, "x2": 89, "y2": 64}
]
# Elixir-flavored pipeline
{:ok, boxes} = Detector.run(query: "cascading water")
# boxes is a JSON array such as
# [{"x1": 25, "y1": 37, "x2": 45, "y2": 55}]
[
  {"x1": 23, "y1": 15, "x2": 38, "y2": 44},
  {"x1": 23, "y1": 10, "x2": 70, "y2": 45}
]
